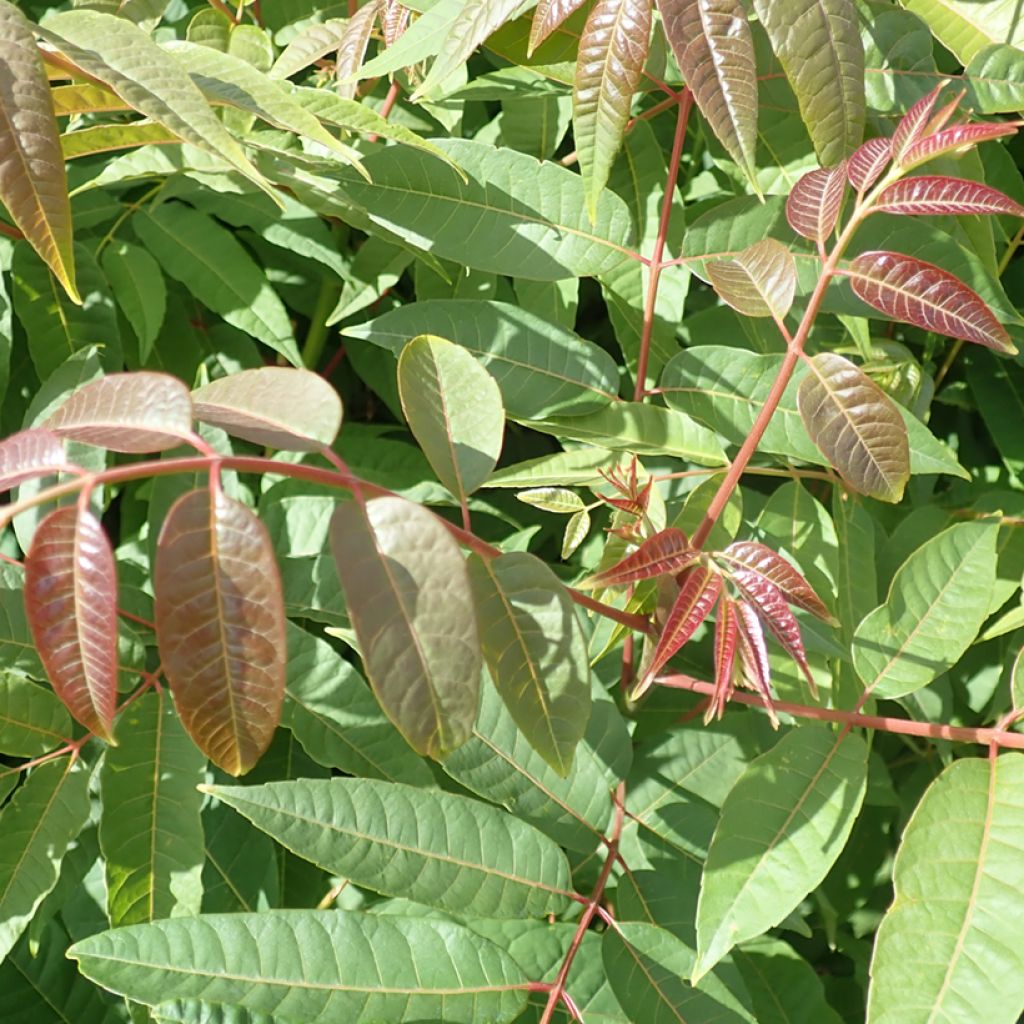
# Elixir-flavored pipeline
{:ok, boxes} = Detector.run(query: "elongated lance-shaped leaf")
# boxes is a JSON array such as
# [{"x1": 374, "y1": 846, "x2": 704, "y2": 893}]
[
  {"x1": 206, "y1": 778, "x2": 573, "y2": 918},
  {"x1": 382, "y1": 0, "x2": 410, "y2": 47},
  {"x1": 60, "y1": 121, "x2": 182, "y2": 161},
  {"x1": 580, "y1": 527, "x2": 697, "y2": 589},
  {"x1": 330, "y1": 496, "x2": 481, "y2": 759},
  {"x1": 335, "y1": 1, "x2": 381, "y2": 100},
  {"x1": 751, "y1": 0, "x2": 864, "y2": 165},
  {"x1": 398, "y1": 334, "x2": 504, "y2": 501},
  {"x1": 530, "y1": 0, "x2": 589, "y2": 54},
  {"x1": 694, "y1": 726, "x2": 868, "y2": 979},
  {"x1": 847, "y1": 136, "x2": 892, "y2": 192},
  {"x1": 848, "y1": 250, "x2": 1016, "y2": 354},
  {"x1": 798, "y1": 352, "x2": 910, "y2": 502},
  {"x1": 706, "y1": 238, "x2": 796, "y2": 319},
  {"x1": 873, "y1": 175, "x2": 1024, "y2": 218},
  {"x1": 891, "y1": 83, "x2": 945, "y2": 164},
  {"x1": 786, "y1": 163, "x2": 848, "y2": 244},
  {"x1": 25, "y1": 505, "x2": 118, "y2": 742},
  {"x1": 269, "y1": 19, "x2": 349, "y2": 79},
  {"x1": 0, "y1": 0, "x2": 78, "y2": 302},
  {"x1": 154, "y1": 488, "x2": 287, "y2": 776},
  {"x1": 574, "y1": 0, "x2": 653, "y2": 221},
  {"x1": 191, "y1": 368, "x2": 342, "y2": 452},
  {"x1": 641, "y1": 563, "x2": 722, "y2": 691},
  {"x1": 562, "y1": 509, "x2": 590, "y2": 558},
  {"x1": 43, "y1": 371, "x2": 193, "y2": 453},
  {"x1": 38, "y1": 11, "x2": 277, "y2": 203},
  {"x1": 868, "y1": 753, "x2": 1024, "y2": 1024},
  {"x1": 101, "y1": 240, "x2": 165, "y2": 362},
  {"x1": 516, "y1": 487, "x2": 586, "y2": 514},
  {"x1": 68, "y1": 911, "x2": 528, "y2": 1023},
  {"x1": 468, "y1": 552, "x2": 591, "y2": 776},
  {"x1": 708, "y1": 594, "x2": 738, "y2": 722},
  {"x1": 735, "y1": 598, "x2": 773, "y2": 710},
  {"x1": 658, "y1": 0, "x2": 759, "y2": 190},
  {"x1": 0, "y1": 429, "x2": 70, "y2": 495},
  {"x1": 902, "y1": 121, "x2": 1021, "y2": 170}
]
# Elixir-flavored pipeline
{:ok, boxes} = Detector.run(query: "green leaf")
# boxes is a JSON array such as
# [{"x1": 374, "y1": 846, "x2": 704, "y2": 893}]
[
  {"x1": 0, "y1": 0, "x2": 77, "y2": 301},
  {"x1": 99, "y1": 691, "x2": 206, "y2": 927},
  {"x1": 517, "y1": 487, "x2": 586, "y2": 514},
  {"x1": 100, "y1": 240, "x2": 165, "y2": 363},
  {"x1": 488, "y1": 448, "x2": 632, "y2": 487},
  {"x1": 69, "y1": 911, "x2": 528, "y2": 1023},
  {"x1": 965, "y1": 44, "x2": 1024, "y2": 113},
  {"x1": 868, "y1": 754, "x2": 1024, "y2": 1024},
  {"x1": 751, "y1": 0, "x2": 865, "y2": 165},
  {"x1": 133, "y1": 203, "x2": 301, "y2": 366},
  {"x1": 853, "y1": 520, "x2": 999, "y2": 700},
  {"x1": 344, "y1": 299, "x2": 619, "y2": 419},
  {"x1": 201, "y1": 800, "x2": 279, "y2": 915},
  {"x1": 207, "y1": 777, "x2": 573, "y2": 918},
  {"x1": 329, "y1": 496, "x2": 481, "y2": 759},
  {"x1": 155, "y1": 1001, "x2": 285, "y2": 1024},
  {"x1": 270, "y1": 19, "x2": 349, "y2": 79},
  {"x1": 398, "y1": 334, "x2": 504, "y2": 500},
  {"x1": 0, "y1": 674, "x2": 71, "y2": 757},
  {"x1": 899, "y1": 0, "x2": 1024, "y2": 63},
  {"x1": 0, "y1": 756, "x2": 92, "y2": 963},
  {"x1": 967, "y1": 349, "x2": 1024, "y2": 478},
  {"x1": 694, "y1": 726, "x2": 868, "y2": 978},
  {"x1": 733, "y1": 938, "x2": 844, "y2": 1024}
]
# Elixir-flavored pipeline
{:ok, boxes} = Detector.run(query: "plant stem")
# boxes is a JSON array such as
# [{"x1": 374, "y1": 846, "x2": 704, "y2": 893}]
[
  {"x1": 0, "y1": 221, "x2": 23, "y2": 241},
  {"x1": 207, "y1": 0, "x2": 238, "y2": 21},
  {"x1": 302, "y1": 279, "x2": 341, "y2": 370}
]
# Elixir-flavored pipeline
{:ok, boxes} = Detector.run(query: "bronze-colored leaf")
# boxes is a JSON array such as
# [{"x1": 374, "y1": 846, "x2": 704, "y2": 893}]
[
  {"x1": 717, "y1": 541, "x2": 834, "y2": 623},
  {"x1": 786, "y1": 163, "x2": 848, "y2": 244},
  {"x1": 847, "y1": 136, "x2": 892, "y2": 193},
  {"x1": 706, "y1": 238, "x2": 796, "y2": 319},
  {"x1": 873, "y1": 176, "x2": 1024, "y2": 218},
  {"x1": 335, "y1": 0, "x2": 382, "y2": 100},
  {"x1": 530, "y1": 0, "x2": 589, "y2": 54},
  {"x1": 579, "y1": 528, "x2": 698, "y2": 589},
  {"x1": 0, "y1": 429, "x2": 70, "y2": 494},
  {"x1": 382, "y1": 0, "x2": 410, "y2": 48}
]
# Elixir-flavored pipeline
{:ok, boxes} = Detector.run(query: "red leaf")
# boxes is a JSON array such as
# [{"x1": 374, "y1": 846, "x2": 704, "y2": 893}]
[
  {"x1": 891, "y1": 84, "x2": 945, "y2": 164},
  {"x1": 847, "y1": 250, "x2": 1016, "y2": 354},
  {"x1": 847, "y1": 136, "x2": 892, "y2": 193},
  {"x1": 900, "y1": 121, "x2": 1020, "y2": 170},
  {"x1": 735, "y1": 600, "x2": 778, "y2": 725},
  {"x1": 873, "y1": 176, "x2": 1024, "y2": 218},
  {"x1": 0, "y1": 429, "x2": 70, "y2": 494},
  {"x1": 580, "y1": 528, "x2": 697, "y2": 589},
  {"x1": 25, "y1": 506, "x2": 118, "y2": 742},
  {"x1": 707, "y1": 594, "x2": 738, "y2": 723},
  {"x1": 529, "y1": 0, "x2": 589, "y2": 54},
  {"x1": 786, "y1": 163, "x2": 848, "y2": 244},
  {"x1": 154, "y1": 488, "x2": 287, "y2": 776},
  {"x1": 717, "y1": 540, "x2": 834, "y2": 622}
]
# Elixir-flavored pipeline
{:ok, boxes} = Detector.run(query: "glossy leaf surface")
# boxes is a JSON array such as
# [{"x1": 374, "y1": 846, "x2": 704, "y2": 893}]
[
  {"x1": 582, "y1": 528, "x2": 697, "y2": 589},
  {"x1": 786, "y1": 164, "x2": 848, "y2": 244},
  {"x1": 847, "y1": 136, "x2": 892, "y2": 192},
  {"x1": 706, "y1": 238, "x2": 796, "y2": 319},
  {"x1": 0, "y1": 429, "x2": 68, "y2": 494},
  {"x1": 530, "y1": 0, "x2": 589, "y2": 53},
  {"x1": 874, "y1": 175, "x2": 1024, "y2": 218},
  {"x1": 901, "y1": 121, "x2": 1019, "y2": 170},
  {"x1": 717, "y1": 541, "x2": 833, "y2": 623}
]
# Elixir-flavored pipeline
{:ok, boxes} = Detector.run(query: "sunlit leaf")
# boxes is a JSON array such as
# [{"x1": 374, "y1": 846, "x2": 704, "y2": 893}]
[
  {"x1": 60, "y1": 121, "x2": 181, "y2": 160},
  {"x1": 24, "y1": 506, "x2": 118, "y2": 742},
  {"x1": 562, "y1": 509, "x2": 591, "y2": 558},
  {"x1": 530, "y1": 0, "x2": 589, "y2": 54},
  {"x1": 269, "y1": 19, "x2": 349, "y2": 79},
  {"x1": 901, "y1": 121, "x2": 1019, "y2": 171},
  {"x1": 797, "y1": 351, "x2": 910, "y2": 502},
  {"x1": 898, "y1": 0, "x2": 1024, "y2": 64},
  {"x1": 847, "y1": 136, "x2": 892, "y2": 193},
  {"x1": 0, "y1": 429, "x2": 69, "y2": 495},
  {"x1": 786, "y1": 164, "x2": 848, "y2": 244},
  {"x1": 735, "y1": 599, "x2": 773, "y2": 708},
  {"x1": 891, "y1": 83, "x2": 945, "y2": 164},
  {"x1": 581, "y1": 528, "x2": 697, "y2": 589},
  {"x1": 873, "y1": 175, "x2": 1024, "y2": 217},
  {"x1": 706, "y1": 238, "x2": 796, "y2": 319},
  {"x1": 334, "y1": 1, "x2": 381, "y2": 100},
  {"x1": 154, "y1": 488, "x2": 287, "y2": 776},
  {"x1": 516, "y1": 487, "x2": 585, "y2": 514}
]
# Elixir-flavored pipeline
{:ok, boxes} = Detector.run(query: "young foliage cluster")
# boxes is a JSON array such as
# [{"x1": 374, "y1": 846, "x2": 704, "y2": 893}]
[{"x1": 2, "y1": 1, "x2": 1024, "y2": 1022}]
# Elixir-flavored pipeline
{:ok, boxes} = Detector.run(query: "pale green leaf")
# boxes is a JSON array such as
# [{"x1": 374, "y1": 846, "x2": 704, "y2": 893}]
[
  {"x1": 517, "y1": 487, "x2": 586, "y2": 514},
  {"x1": 488, "y1": 448, "x2": 631, "y2": 487},
  {"x1": 270, "y1": 19, "x2": 348, "y2": 79},
  {"x1": 561, "y1": 508, "x2": 591, "y2": 558},
  {"x1": 965, "y1": 43, "x2": 1024, "y2": 113},
  {"x1": 899, "y1": 0, "x2": 1024, "y2": 63}
]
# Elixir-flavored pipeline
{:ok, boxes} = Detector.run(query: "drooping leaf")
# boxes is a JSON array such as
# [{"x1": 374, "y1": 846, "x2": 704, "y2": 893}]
[
  {"x1": 100, "y1": 240, "x2": 166, "y2": 362},
  {"x1": 0, "y1": 0, "x2": 78, "y2": 301},
  {"x1": 99, "y1": 691, "x2": 205, "y2": 927},
  {"x1": 797, "y1": 351, "x2": 910, "y2": 502},
  {"x1": 0, "y1": 675, "x2": 70, "y2": 757},
  {"x1": 154, "y1": 488, "x2": 287, "y2": 776},
  {"x1": 468, "y1": 552, "x2": 591, "y2": 776},
  {"x1": 868, "y1": 754, "x2": 1024, "y2": 1024},
  {"x1": 68, "y1": 912, "x2": 528, "y2": 1023},
  {"x1": 43, "y1": 371, "x2": 193, "y2": 453},
  {"x1": 0, "y1": 429, "x2": 69, "y2": 495},
  {"x1": 873, "y1": 175, "x2": 1024, "y2": 217},
  {"x1": 734, "y1": 599, "x2": 773, "y2": 707},
  {"x1": 786, "y1": 163, "x2": 848, "y2": 244},
  {"x1": 191, "y1": 368, "x2": 342, "y2": 452},
  {"x1": 694, "y1": 726, "x2": 868, "y2": 978},
  {"x1": 530, "y1": 0, "x2": 589, "y2": 54},
  {"x1": 329, "y1": 496, "x2": 481, "y2": 759},
  {"x1": 717, "y1": 540, "x2": 833, "y2": 623},
  {"x1": 853, "y1": 520, "x2": 998, "y2": 699},
  {"x1": 706, "y1": 238, "x2": 796, "y2": 319},
  {"x1": 581, "y1": 528, "x2": 697, "y2": 589},
  {"x1": 382, "y1": 0, "x2": 410, "y2": 47},
  {"x1": 847, "y1": 250, "x2": 1016, "y2": 354},
  {"x1": 24, "y1": 506, "x2": 118, "y2": 742},
  {"x1": 751, "y1": 0, "x2": 865, "y2": 166},
  {"x1": 573, "y1": 0, "x2": 652, "y2": 219},
  {"x1": 709, "y1": 595, "x2": 739, "y2": 720},
  {"x1": 658, "y1": 0, "x2": 759, "y2": 188},
  {"x1": 847, "y1": 136, "x2": 892, "y2": 193}
]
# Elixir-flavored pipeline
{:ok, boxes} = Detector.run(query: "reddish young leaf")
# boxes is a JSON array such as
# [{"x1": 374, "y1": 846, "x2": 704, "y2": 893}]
[
  {"x1": 890, "y1": 83, "x2": 945, "y2": 164},
  {"x1": 707, "y1": 594, "x2": 738, "y2": 723},
  {"x1": 529, "y1": 0, "x2": 589, "y2": 54},
  {"x1": 580, "y1": 527, "x2": 698, "y2": 589},
  {"x1": 154, "y1": 488, "x2": 287, "y2": 776},
  {"x1": 873, "y1": 176, "x2": 1024, "y2": 218},
  {"x1": 786, "y1": 163, "x2": 848, "y2": 244},
  {"x1": 0, "y1": 429, "x2": 71, "y2": 494},
  {"x1": 706, "y1": 238, "x2": 797, "y2": 320},
  {"x1": 25, "y1": 506, "x2": 118, "y2": 742},
  {"x1": 847, "y1": 251, "x2": 1016, "y2": 354},
  {"x1": 44, "y1": 372, "x2": 194, "y2": 453},
  {"x1": 900, "y1": 121, "x2": 1020, "y2": 170},
  {"x1": 335, "y1": 0, "x2": 382, "y2": 100},
  {"x1": 847, "y1": 136, "x2": 892, "y2": 193},
  {"x1": 381, "y1": 0, "x2": 410, "y2": 47},
  {"x1": 717, "y1": 540, "x2": 834, "y2": 623},
  {"x1": 734, "y1": 600, "x2": 778, "y2": 725}
]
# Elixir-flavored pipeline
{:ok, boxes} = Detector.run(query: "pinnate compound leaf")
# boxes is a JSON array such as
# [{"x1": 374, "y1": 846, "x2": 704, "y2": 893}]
[
  {"x1": 873, "y1": 175, "x2": 1024, "y2": 217},
  {"x1": 786, "y1": 164, "x2": 848, "y2": 244},
  {"x1": 0, "y1": 0, "x2": 78, "y2": 302},
  {"x1": 468, "y1": 552, "x2": 591, "y2": 776},
  {"x1": 573, "y1": 0, "x2": 653, "y2": 220},
  {"x1": 68, "y1": 912, "x2": 528, "y2": 1023},
  {"x1": 706, "y1": 238, "x2": 796, "y2": 319},
  {"x1": 694, "y1": 726, "x2": 868, "y2": 979},
  {"x1": 853, "y1": 520, "x2": 998, "y2": 700},
  {"x1": 797, "y1": 352, "x2": 910, "y2": 502},
  {"x1": 330, "y1": 496, "x2": 481, "y2": 759},
  {"x1": 25, "y1": 506, "x2": 118, "y2": 742},
  {"x1": 868, "y1": 754, "x2": 1024, "y2": 1024},
  {"x1": 847, "y1": 136, "x2": 892, "y2": 192},
  {"x1": 398, "y1": 335, "x2": 504, "y2": 500},
  {"x1": 155, "y1": 488, "x2": 287, "y2": 776},
  {"x1": 530, "y1": 0, "x2": 589, "y2": 54},
  {"x1": 43, "y1": 371, "x2": 193, "y2": 453},
  {"x1": 717, "y1": 541, "x2": 834, "y2": 623},
  {"x1": 752, "y1": 0, "x2": 864, "y2": 165},
  {"x1": 0, "y1": 675, "x2": 70, "y2": 757},
  {"x1": 848, "y1": 250, "x2": 1016, "y2": 354},
  {"x1": 191, "y1": 368, "x2": 342, "y2": 452},
  {"x1": 658, "y1": 0, "x2": 759, "y2": 188},
  {"x1": 208, "y1": 777, "x2": 573, "y2": 917},
  {"x1": 581, "y1": 528, "x2": 697, "y2": 589},
  {"x1": 0, "y1": 429, "x2": 69, "y2": 494}
]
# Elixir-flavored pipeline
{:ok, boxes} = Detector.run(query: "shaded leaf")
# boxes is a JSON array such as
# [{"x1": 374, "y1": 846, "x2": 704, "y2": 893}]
[
  {"x1": 530, "y1": 0, "x2": 589, "y2": 54},
  {"x1": 0, "y1": 429, "x2": 69, "y2": 495},
  {"x1": 706, "y1": 238, "x2": 796, "y2": 319},
  {"x1": 847, "y1": 136, "x2": 892, "y2": 193},
  {"x1": 786, "y1": 163, "x2": 848, "y2": 244},
  {"x1": 100, "y1": 241, "x2": 165, "y2": 363},
  {"x1": 735, "y1": 939, "x2": 844, "y2": 1024},
  {"x1": 581, "y1": 528, "x2": 697, "y2": 589},
  {"x1": 874, "y1": 175, "x2": 1024, "y2": 217},
  {"x1": 0, "y1": 675, "x2": 70, "y2": 757}
]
